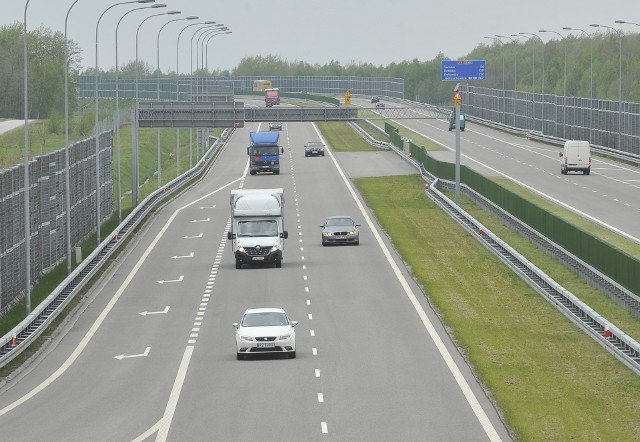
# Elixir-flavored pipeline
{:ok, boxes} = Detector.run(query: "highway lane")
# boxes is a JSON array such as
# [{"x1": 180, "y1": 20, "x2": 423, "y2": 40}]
[
  {"x1": 361, "y1": 98, "x2": 640, "y2": 243},
  {"x1": 0, "y1": 121, "x2": 510, "y2": 441}
]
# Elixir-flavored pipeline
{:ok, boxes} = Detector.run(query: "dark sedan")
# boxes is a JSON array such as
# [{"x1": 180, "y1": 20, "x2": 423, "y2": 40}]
[
  {"x1": 304, "y1": 141, "x2": 325, "y2": 157},
  {"x1": 321, "y1": 216, "x2": 360, "y2": 246}
]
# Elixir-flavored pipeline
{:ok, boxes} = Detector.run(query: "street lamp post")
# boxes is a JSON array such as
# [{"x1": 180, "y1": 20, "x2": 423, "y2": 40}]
[
  {"x1": 520, "y1": 32, "x2": 544, "y2": 133},
  {"x1": 134, "y1": 10, "x2": 180, "y2": 206},
  {"x1": 23, "y1": 0, "x2": 32, "y2": 314},
  {"x1": 190, "y1": 24, "x2": 222, "y2": 159},
  {"x1": 563, "y1": 27, "x2": 593, "y2": 143},
  {"x1": 613, "y1": 20, "x2": 638, "y2": 151},
  {"x1": 539, "y1": 29, "x2": 566, "y2": 138},
  {"x1": 95, "y1": 0, "x2": 155, "y2": 245},
  {"x1": 64, "y1": 0, "x2": 81, "y2": 275},
  {"x1": 496, "y1": 35, "x2": 518, "y2": 126},
  {"x1": 591, "y1": 23, "x2": 623, "y2": 150},
  {"x1": 483, "y1": 36, "x2": 505, "y2": 123},
  {"x1": 115, "y1": 4, "x2": 166, "y2": 224},
  {"x1": 204, "y1": 30, "x2": 231, "y2": 72},
  {"x1": 176, "y1": 21, "x2": 215, "y2": 177},
  {"x1": 156, "y1": 15, "x2": 197, "y2": 189}
]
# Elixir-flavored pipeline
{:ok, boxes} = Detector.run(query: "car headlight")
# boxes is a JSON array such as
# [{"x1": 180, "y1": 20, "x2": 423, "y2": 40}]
[
  {"x1": 239, "y1": 335, "x2": 254, "y2": 342},
  {"x1": 270, "y1": 244, "x2": 281, "y2": 252},
  {"x1": 237, "y1": 245, "x2": 245, "y2": 253},
  {"x1": 349, "y1": 230, "x2": 356, "y2": 235},
  {"x1": 323, "y1": 232, "x2": 333, "y2": 237},
  {"x1": 278, "y1": 333, "x2": 292, "y2": 340}
]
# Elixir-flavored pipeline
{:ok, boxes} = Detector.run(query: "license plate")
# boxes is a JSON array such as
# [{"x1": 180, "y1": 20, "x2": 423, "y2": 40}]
[
  {"x1": 252, "y1": 257, "x2": 264, "y2": 261},
  {"x1": 257, "y1": 342, "x2": 275, "y2": 348}
]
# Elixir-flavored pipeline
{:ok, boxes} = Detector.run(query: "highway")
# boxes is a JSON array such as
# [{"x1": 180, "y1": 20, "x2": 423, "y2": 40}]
[
  {"x1": 364, "y1": 97, "x2": 640, "y2": 243},
  {"x1": 0, "y1": 121, "x2": 511, "y2": 441}
]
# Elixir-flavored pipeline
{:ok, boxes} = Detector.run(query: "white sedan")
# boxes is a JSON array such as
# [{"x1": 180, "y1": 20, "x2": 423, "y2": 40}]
[{"x1": 233, "y1": 308, "x2": 298, "y2": 360}]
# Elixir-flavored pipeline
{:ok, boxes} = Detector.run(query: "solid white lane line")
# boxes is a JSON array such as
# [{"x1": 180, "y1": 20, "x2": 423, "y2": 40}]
[{"x1": 155, "y1": 345, "x2": 194, "y2": 442}]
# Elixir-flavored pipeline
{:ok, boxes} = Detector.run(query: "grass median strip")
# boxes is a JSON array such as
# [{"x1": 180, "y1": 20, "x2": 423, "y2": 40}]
[{"x1": 355, "y1": 174, "x2": 640, "y2": 441}]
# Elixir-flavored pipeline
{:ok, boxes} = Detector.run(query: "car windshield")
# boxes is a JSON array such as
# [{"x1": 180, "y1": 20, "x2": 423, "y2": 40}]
[
  {"x1": 325, "y1": 218, "x2": 354, "y2": 227},
  {"x1": 306, "y1": 142, "x2": 322, "y2": 147},
  {"x1": 242, "y1": 312, "x2": 289, "y2": 327},
  {"x1": 237, "y1": 220, "x2": 278, "y2": 237}
]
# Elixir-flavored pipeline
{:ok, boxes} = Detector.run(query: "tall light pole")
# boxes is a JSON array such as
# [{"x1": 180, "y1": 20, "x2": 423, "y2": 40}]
[
  {"x1": 563, "y1": 27, "x2": 593, "y2": 143},
  {"x1": 134, "y1": 10, "x2": 180, "y2": 206},
  {"x1": 495, "y1": 35, "x2": 518, "y2": 126},
  {"x1": 539, "y1": 29, "x2": 566, "y2": 138},
  {"x1": 115, "y1": 4, "x2": 166, "y2": 224},
  {"x1": 520, "y1": 32, "x2": 544, "y2": 133},
  {"x1": 483, "y1": 36, "x2": 505, "y2": 123},
  {"x1": 64, "y1": 0, "x2": 81, "y2": 274},
  {"x1": 190, "y1": 24, "x2": 222, "y2": 160},
  {"x1": 176, "y1": 21, "x2": 215, "y2": 177},
  {"x1": 591, "y1": 23, "x2": 623, "y2": 150},
  {"x1": 614, "y1": 20, "x2": 638, "y2": 151},
  {"x1": 204, "y1": 30, "x2": 231, "y2": 72},
  {"x1": 23, "y1": 0, "x2": 32, "y2": 314},
  {"x1": 95, "y1": 0, "x2": 155, "y2": 245},
  {"x1": 512, "y1": 33, "x2": 535, "y2": 131},
  {"x1": 156, "y1": 15, "x2": 197, "y2": 188}
]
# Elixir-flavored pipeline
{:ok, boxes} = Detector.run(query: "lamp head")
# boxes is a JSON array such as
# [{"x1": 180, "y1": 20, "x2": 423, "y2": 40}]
[
  {"x1": 204, "y1": 21, "x2": 216, "y2": 24},
  {"x1": 186, "y1": 16, "x2": 198, "y2": 20},
  {"x1": 167, "y1": 11, "x2": 181, "y2": 15},
  {"x1": 152, "y1": 4, "x2": 166, "y2": 8},
  {"x1": 138, "y1": 0, "x2": 155, "y2": 3}
]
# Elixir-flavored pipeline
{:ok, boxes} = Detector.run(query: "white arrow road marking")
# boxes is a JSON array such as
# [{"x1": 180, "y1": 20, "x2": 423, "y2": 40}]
[
  {"x1": 199, "y1": 205, "x2": 216, "y2": 209},
  {"x1": 182, "y1": 233, "x2": 203, "y2": 239},
  {"x1": 139, "y1": 306, "x2": 170, "y2": 316},
  {"x1": 157, "y1": 276, "x2": 184, "y2": 284},
  {"x1": 191, "y1": 217, "x2": 211, "y2": 223},
  {"x1": 114, "y1": 346, "x2": 151, "y2": 360},
  {"x1": 171, "y1": 252, "x2": 194, "y2": 259}
]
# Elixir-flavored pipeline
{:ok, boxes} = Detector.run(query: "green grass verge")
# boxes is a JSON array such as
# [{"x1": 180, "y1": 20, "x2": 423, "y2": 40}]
[
  {"x1": 316, "y1": 122, "x2": 378, "y2": 152},
  {"x1": 355, "y1": 174, "x2": 640, "y2": 441}
]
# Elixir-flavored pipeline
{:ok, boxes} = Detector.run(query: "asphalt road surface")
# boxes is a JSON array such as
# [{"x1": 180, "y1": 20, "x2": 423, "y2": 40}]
[{"x1": 0, "y1": 121, "x2": 510, "y2": 441}]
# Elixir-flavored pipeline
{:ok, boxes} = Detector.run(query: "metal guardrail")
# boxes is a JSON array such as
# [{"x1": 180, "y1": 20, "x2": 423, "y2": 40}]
[
  {"x1": 374, "y1": 133, "x2": 640, "y2": 375},
  {"x1": 0, "y1": 131, "x2": 231, "y2": 368}
]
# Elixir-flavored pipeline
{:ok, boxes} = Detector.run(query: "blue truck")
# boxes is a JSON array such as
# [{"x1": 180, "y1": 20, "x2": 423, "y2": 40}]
[{"x1": 248, "y1": 132, "x2": 281, "y2": 175}]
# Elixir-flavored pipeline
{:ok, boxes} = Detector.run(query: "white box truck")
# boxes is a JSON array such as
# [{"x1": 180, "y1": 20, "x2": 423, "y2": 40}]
[
  {"x1": 227, "y1": 189, "x2": 288, "y2": 269},
  {"x1": 560, "y1": 140, "x2": 591, "y2": 175}
]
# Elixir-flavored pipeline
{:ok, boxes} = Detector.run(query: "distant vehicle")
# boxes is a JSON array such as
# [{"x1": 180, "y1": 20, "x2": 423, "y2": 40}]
[
  {"x1": 233, "y1": 308, "x2": 297, "y2": 360},
  {"x1": 560, "y1": 140, "x2": 591, "y2": 175},
  {"x1": 375, "y1": 102, "x2": 385, "y2": 108},
  {"x1": 321, "y1": 216, "x2": 360, "y2": 246},
  {"x1": 252, "y1": 79, "x2": 272, "y2": 91},
  {"x1": 371, "y1": 96, "x2": 380, "y2": 103},
  {"x1": 449, "y1": 111, "x2": 465, "y2": 131},
  {"x1": 268, "y1": 122, "x2": 282, "y2": 131},
  {"x1": 248, "y1": 132, "x2": 281, "y2": 175},
  {"x1": 304, "y1": 141, "x2": 325, "y2": 157},
  {"x1": 227, "y1": 188, "x2": 289, "y2": 269},
  {"x1": 265, "y1": 88, "x2": 280, "y2": 107}
]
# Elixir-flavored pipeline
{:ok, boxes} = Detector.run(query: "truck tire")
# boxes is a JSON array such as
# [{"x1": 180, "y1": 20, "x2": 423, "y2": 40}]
[
  {"x1": 289, "y1": 351, "x2": 296, "y2": 359},
  {"x1": 250, "y1": 170, "x2": 256, "y2": 175},
  {"x1": 237, "y1": 352, "x2": 244, "y2": 360},
  {"x1": 235, "y1": 260, "x2": 242, "y2": 269},
  {"x1": 274, "y1": 171, "x2": 280, "y2": 175},
  {"x1": 584, "y1": 168, "x2": 590, "y2": 175},
  {"x1": 275, "y1": 259, "x2": 282, "y2": 268}
]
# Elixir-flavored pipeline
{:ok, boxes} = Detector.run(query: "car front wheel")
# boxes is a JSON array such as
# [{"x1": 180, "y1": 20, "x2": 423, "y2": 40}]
[
  {"x1": 289, "y1": 351, "x2": 296, "y2": 359},
  {"x1": 237, "y1": 353, "x2": 244, "y2": 360}
]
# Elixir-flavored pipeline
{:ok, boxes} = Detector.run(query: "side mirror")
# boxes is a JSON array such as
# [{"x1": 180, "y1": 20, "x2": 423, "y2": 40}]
[
  {"x1": 320, "y1": 225, "x2": 324, "y2": 228},
  {"x1": 232, "y1": 323, "x2": 239, "y2": 329},
  {"x1": 247, "y1": 147, "x2": 250, "y2": 155},
  {"x1": 355, "y1": 224, "x2": 361, "y2": 227},
  {"x1": 281, "y1": 147, "x2": 284, "y2": 154},
  {"x1": 291, "y1": 321, "x2": 298, "y2": 327},
  {"x1": 559, "y1": 152, "x2": 563, "y2": 157},
  {"x1": 227, "y1": 232, "x2": 235, "y2": 240},
  {"x1": 281, "y1": 231, "x2": 289, "y2": 239}
]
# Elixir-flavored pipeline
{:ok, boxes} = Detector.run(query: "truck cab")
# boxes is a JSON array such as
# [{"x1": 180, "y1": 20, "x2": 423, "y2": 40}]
[{"x1": 248, "y1": 132, "x2": 281, "y2": 175}]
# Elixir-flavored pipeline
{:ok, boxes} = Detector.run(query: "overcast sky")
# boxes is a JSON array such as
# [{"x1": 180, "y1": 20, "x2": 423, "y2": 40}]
[{"x1": 3, "y1": 0, "x2": 640, "y2": 74}]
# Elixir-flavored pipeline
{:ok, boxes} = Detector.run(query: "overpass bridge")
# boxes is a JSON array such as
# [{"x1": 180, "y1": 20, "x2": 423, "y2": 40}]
[{"x1": 137, "y1": 101, "x2": 448, "y2": 128}]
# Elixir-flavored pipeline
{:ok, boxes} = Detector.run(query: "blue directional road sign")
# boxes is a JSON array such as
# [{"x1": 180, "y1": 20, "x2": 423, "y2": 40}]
[{"x1": 441, "y1": 60, "x2": 486, "y2": 81}]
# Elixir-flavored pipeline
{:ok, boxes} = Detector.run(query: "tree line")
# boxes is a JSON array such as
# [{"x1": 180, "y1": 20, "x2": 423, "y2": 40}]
[{"x1": 1, "y1": 21, "x2": 639, "y2": 120}]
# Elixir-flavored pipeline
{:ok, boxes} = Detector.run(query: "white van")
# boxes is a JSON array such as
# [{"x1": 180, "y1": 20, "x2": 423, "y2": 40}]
[{"x1": 559, "y1": 140, "x2": 591, "y2": 175}]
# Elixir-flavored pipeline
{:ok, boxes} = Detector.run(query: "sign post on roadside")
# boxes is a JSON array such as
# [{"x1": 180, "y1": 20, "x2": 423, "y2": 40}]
[{"x1": 454, "y1": 85, "x2": 462, "y2": 204}]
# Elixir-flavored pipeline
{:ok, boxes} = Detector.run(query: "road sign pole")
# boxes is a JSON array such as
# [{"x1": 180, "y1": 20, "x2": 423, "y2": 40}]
[{"x1": 455, "y1": 103, "x2": 461, "y2": 205}]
